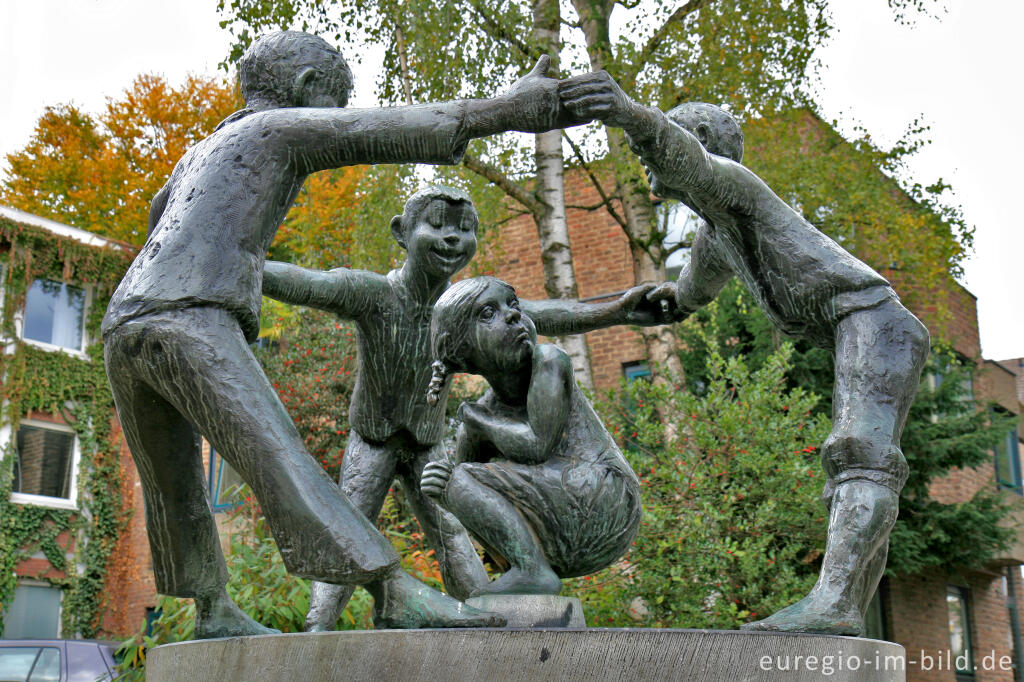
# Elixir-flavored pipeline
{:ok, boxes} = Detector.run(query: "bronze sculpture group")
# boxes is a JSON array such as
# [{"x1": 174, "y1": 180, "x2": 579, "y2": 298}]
[{"x1": 104, "y1": 30, "x2": 927, "y2": 640}]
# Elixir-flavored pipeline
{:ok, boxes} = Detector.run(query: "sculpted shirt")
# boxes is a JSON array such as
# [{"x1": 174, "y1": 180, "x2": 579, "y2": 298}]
[
  {"x1": 102, "y1": 103, "x2": 474, "y2": 342},
  {"x1": 627, "y1": 108, "x2": 891, "y2": 345},
  {"x1": 331, "y1": 269, "x2": 449, "y2": 446}
]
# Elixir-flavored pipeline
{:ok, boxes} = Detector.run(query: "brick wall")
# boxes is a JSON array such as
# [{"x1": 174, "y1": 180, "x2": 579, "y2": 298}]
[
  {"x1": 995, "y1": 358, "x2": 1024, "y2": 404},
  {"x1": 98, "y1": 417, "x2": 157, "y2": 637},
  {"x1": 886, "y1": 271, "x2": 981, "y2": 358},
  {"x1": 980, "y1": 361, "x2": 1023, "y2": 415},
  {"x1": 486, "y1": 171, "x2": 649, "y2": 390},
  {"x1": 886, "y1": 568, "x2": 1018, "y2": 682}
]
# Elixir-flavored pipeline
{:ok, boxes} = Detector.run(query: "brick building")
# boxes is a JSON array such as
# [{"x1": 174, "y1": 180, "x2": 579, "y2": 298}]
[
  {"x1": 0, "y1": 206, "x2": 157, "y2": 640},
  {"x1": 487, "y1": 155, "x2": 1023, "y2": 679}
]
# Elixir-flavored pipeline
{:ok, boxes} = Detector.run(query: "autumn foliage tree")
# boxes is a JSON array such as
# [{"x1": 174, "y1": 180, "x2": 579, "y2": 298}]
[
  {"x1": 2, "y1": 75, "x2": 241, "y2": 245},
  {"x1": 3, "y1": 71, "x2": 373, "y2": 270}
]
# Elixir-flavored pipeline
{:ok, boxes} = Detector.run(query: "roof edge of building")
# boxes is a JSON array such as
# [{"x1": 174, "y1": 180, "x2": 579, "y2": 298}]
[{"x1": 0, "y1": 205, "x2": 134, "y2": 252}]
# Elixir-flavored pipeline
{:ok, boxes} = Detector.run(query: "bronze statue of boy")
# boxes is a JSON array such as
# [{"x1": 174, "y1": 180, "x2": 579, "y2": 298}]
[
  {"x1": 561, "y1": 71, "x2": 930, "y2": 635},
  {"x1": 102, "y1": 30, "x2": 580, "y2": 637}
]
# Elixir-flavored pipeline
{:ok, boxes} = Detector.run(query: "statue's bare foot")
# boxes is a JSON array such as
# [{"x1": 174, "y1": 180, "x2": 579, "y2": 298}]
[
  {"x1": 469, "y1": 567, "x2": 561, "y2": 597},
  {"x1": 195, "y1": 591, "x2": 281, "y2": 639},
  {"x1": 741, "y1": 595, "x2": 862, "y2": 636},
  {"x1": 372, "y1": 569, "x2": 506, "y2": 629}
]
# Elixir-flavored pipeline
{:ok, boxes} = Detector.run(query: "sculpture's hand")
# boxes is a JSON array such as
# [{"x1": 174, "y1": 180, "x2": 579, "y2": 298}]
[
  {"x1": 457, "y1": 402, "x2": 490, "y2": 431},
  {"x1": 500, "y1": 55, "x2": 573, "y2": 132},
  {"x1": 616, "y1": 283, "x2": 674, "y2": 326},
  {"x1": 610, "y1": 280, "x2": 659, "y2": 323},
  {"x1": 421, "y1": 460, "x2": 454, "y2": 500},
  {"x1": 646, "y1": 281, "x2": 689, "y2": 323},
  {"x1": 559, "y1": 70, "x2": 639, "y2": 129}
]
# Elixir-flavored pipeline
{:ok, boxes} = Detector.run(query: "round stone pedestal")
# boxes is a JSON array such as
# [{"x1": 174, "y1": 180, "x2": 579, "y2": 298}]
[
  {"x1": 148, "y1": 629, "x2": 905, "y2": 681},
  {"x1": 466, "y1": 595, "x2": 586, "y2": 628}
]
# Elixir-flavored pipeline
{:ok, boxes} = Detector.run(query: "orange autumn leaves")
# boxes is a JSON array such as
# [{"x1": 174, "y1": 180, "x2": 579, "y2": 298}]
[
  {"x1": 2, "y1": 73, "x2": 364, "y2": 262},
  {"x1": 3, "y1": 75, "x2": 239, "y2": 245}
]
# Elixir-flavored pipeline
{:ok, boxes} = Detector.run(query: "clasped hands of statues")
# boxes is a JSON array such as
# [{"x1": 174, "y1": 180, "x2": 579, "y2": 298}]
[{"x1": 511, "y1": 62, "x2": 693, "y2": 322}]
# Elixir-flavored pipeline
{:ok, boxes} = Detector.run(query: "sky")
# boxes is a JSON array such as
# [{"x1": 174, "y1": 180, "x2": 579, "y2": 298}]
[{"x1": 1, "y1": 0, "x2": 1020, "y2": 359}]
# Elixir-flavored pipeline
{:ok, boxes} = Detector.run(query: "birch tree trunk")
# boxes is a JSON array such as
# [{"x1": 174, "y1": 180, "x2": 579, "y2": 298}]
[
  {"x1": 531, "y1": 0, "x2": 595, "y2": 391},
  {"x1": 572, "y1": 0, "x2": 684, "y2": 381}
]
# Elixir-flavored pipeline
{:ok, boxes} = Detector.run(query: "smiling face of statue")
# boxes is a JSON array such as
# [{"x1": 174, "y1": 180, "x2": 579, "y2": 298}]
[
  {"x1": 402, "y1": 198, "x2": 479, "y2": 282},
  {"x1": 463, "y1": 282, "x2": 536, "y2": 377}
]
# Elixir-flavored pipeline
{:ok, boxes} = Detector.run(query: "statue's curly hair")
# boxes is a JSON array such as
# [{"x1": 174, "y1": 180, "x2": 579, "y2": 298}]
[
  {"x1": 666, "y1": 102, "x2": 744, "y2": 163},
  {"x1": 239, "y1": 31, "x2": 353, "y2": 108}
]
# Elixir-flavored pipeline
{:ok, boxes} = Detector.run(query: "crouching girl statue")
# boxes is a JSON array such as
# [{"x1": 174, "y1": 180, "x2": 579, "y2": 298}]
[{"x1": 420, "y1": 276, "x2": 642, "y2": 596}]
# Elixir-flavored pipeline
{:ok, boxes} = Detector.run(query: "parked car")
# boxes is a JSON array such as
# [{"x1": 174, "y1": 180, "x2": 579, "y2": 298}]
[{"x1": 0, "y1": 640, "x2": 116, "y2": 682}]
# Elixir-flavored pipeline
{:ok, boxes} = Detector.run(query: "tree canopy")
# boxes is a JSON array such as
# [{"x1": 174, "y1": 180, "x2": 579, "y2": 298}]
[
  {"x1": 2, "y1": 75, "x2": 240, "y2": 245},
  {"x1": 216, "y1": 0, "x2": 960, "y2": 372}
]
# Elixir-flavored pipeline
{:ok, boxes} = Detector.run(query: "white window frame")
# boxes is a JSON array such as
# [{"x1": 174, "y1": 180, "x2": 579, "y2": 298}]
[
  {"x1": 16, "y1": 276, "x2": 92, "y2": 359},
  {"x1": 5, "y1": 418, "x2": 81, "y2": 511}
]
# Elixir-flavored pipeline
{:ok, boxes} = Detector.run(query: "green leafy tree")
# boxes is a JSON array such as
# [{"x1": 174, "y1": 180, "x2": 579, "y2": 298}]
[
  {"x1": 889, "y1": 352, "x2": 1019, "y2": 575},
  {"x1": 256, "y1": 308, "x2": 359, "y2": 480},
  {"x1": 573, "y1": 311, "x2": 831, "y2": 628},
  {"x1": 741, "y1": 110, "x2": 971, "y2": 317},
  {"x1": 671, "y1": 285, "x2": 1018, "y2": 585},
  {"x1": 216, "y1": 0, "x2": 954, "y2": 380}
]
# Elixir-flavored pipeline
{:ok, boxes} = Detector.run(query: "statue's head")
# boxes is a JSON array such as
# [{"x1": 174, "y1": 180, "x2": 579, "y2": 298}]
[
  {"x1": 239, "y1": 31, "x2": 353, "y2": 110},
  {"x1": 426, "y1": 276, "x2": 536, "y2": 404},
  {"x1": 390, "y1": 185, "x2": 479, "y2": 281},
  {"x1": 666, "y1": 102, "x2": 744, "y2": 163}
]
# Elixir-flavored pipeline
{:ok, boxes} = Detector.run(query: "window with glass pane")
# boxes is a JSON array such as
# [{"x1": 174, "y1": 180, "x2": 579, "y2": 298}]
[
  {"x1": 622, "y1": 361, "x2": 651, "y2": 382},
  {"x1": 208, "y1": 448, "x2": 244, "y2": 511},
  {"x1": 0, "y1": 648, "x2": 45, "y2": 681},
  {"x1": 13, "y1": 424, "x2": 76, "y2": 501},
  {"x1": 2, "y1": 584, "x2": 62, "y2": 638},
  {"x1": 995, "y1": 426, "x2": 1023, "y2": 495},
  {"x1": 27, "y1": 647, "x2": 60, "y2": 682},
  {"x1": 23, "y1": 278, "x2": 85, "y2": 351},
  {"x1": 863, "y1": 586, "x2": 888, "y2": 640},
  {"x1": 947, "y1": 586, "x2": 974, "y2": 675},
  {"x1": 654, "y1": 200, "x2": 700, "y2": 280}
]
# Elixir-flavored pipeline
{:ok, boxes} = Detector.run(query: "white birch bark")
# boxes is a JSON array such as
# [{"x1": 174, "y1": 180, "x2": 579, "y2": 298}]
[{"x1": 532, "y1": 0, "x2": 595, "y2": 391}]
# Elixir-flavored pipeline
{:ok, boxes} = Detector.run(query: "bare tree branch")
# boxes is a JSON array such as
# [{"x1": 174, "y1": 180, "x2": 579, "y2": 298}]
[
  {"x1": 560, "y1": 131, "x2": 628, "y2": 230},
  {"x1": 665, "y1": 240, "x2": 692, "y2": 255},
  {"x1": 462, "y1": 152, "x2": 542, "y2": 215},
  {"x1": 566, "y1": 202, "x2": 607, "y2": 211},
  {"x1": 623, "y1": 0, "x2": 706, "y2": 88},
  {"x1": 466, "y1": 0, "x2": 538, "y2": 62},
  {"x1": 490, "y1": 209, "x2": 531, "y2": 228}
]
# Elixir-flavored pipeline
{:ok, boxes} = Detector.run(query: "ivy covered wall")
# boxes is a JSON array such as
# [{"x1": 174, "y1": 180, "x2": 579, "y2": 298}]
[{"x1": 0, "y1": 213, "x2": 136, "y2": 638}]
